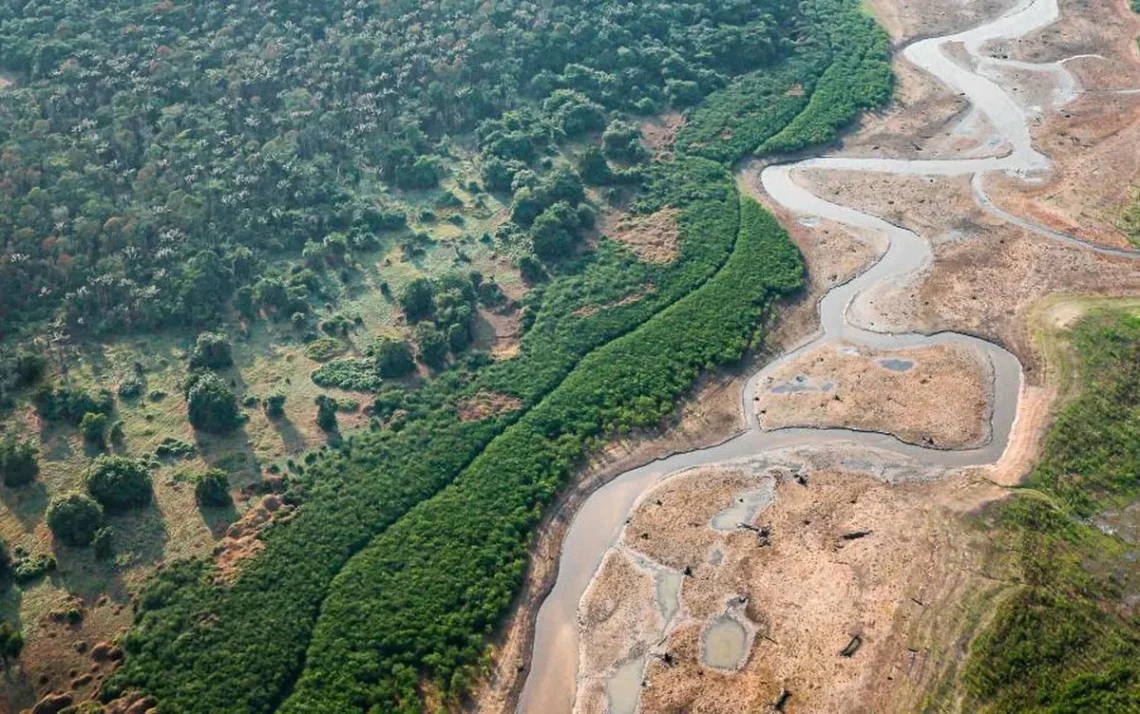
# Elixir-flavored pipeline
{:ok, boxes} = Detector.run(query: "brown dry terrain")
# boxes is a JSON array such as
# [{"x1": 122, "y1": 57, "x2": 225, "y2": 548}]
[
  {"x1": 573, "y1": 461, "x2": 1010, "y2": 714},
  {"x1": 755, "y1": 340, "x2": 993, "y2": 449},
  {"x1": 598, "y1": 207, "x2": 683, "y2": 264}
]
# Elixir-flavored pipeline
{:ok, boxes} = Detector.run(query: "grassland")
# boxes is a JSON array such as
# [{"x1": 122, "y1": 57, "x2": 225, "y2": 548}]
[{"x1": 960, "y1": 308, "x2": 1140, "y2": 712}]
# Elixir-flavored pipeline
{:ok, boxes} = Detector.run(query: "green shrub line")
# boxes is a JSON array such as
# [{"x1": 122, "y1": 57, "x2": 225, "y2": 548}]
[
  {"x1": 962, "y1": 311, "x2": 1140, "y2": 711},
  {"x1": 677, "y1": 0, "x2": 892, "y2": 164},
  {"x1": 284, "y1": 198, "x2": 802, "y2": 712}
]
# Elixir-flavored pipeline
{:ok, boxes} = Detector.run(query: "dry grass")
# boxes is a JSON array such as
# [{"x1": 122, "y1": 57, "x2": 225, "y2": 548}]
[{"x1": 600, "y1": 207, "x2": 683, "y2": 264}]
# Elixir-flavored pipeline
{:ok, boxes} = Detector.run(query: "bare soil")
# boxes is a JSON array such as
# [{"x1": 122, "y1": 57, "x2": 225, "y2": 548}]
[
  {"x1": 599, "y1": 207, "x2": 682, "y2": 264},
  {"x1": 755, "y1": 340, "x2": 993, "y2": 449},
  {"x1": 457, "y1": 392, "x2": 524, "y2": 422}
]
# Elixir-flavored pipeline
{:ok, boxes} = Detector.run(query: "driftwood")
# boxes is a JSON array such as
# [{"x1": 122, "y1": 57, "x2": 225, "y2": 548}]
[
  {"x1": 840, "y1": 530, "x2": 872, "y2": 541},
  {"x1": 840, "y1": 634, "x2": 863, "y2": 657},
  {"x1": 793, "y1": 472, "x2": 808, "y2": 487},
  {"x1": 738, "y1": 522, "x2": 772, "y2": 547},
  {"x1": 773, "y1": 687, "x2": 792, "y2": 712}
]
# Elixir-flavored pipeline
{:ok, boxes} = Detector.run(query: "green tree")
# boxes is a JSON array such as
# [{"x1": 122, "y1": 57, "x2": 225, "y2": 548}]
[
  {"x1": 375, "y1": 339, "x2": 416, "y2": 379},
  {"x1": 415, "y1": 325, "x2": 449, "y2": 370},
  {"x1": 46, "y1": 493, "x2": 104, "y2": 547},
  {"x1": 86, "y1": 455, "x2": 152, "y2": 512},
  {"x1": 602, "y1": 121, "x2": 648, "y2": 163},
  {"x1": 0, "y1": 622, "x2": 22, "y2": 665},
  {"x1": 400, "y1": 278, "x2": 436, "y2": 322},
  {"x1": 187, "y1": 372, "x2": 241, "y2": 434},
  {"x1": 315, "y1": 396, "x2": 339, "y2": 433},
  {"x1": 0, "y1": 436, "x2": 38, "y2": 487},
  {"x1": 189, "y1": 332, "x2": 234, "y2": 370},
  {"x1": 265, "y1": 392, "x2": 287, "y2": 419},
  {"x1": 80, "y1": 412, "x2": 108, "y2": 447},
  {"x1": 194, "y1": 469, "x2": 231, "y2": 508}
]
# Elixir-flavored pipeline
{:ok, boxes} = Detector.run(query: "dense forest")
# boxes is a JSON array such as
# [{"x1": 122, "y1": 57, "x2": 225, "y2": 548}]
[{"x1": 0, "y1": 0, "x2": 893, "y2": 711}]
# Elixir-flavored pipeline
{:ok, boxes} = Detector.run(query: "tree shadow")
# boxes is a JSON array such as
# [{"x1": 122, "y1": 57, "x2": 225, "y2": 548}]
[
  {"x1": 269, "y1": 416, "x2": 306, "y2": 455},
  {"x1": 0, "y1": 481, "x2": 47, "y2": 531},
  {"x1": 200, "y1": 501, "x2": 240, "y2": 538}
]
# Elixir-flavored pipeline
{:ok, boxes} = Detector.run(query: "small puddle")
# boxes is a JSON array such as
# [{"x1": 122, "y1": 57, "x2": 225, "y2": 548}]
[
  {"x1": 878, "y1": 358, "x2": 914, "y2": 372},
  {"x1": 769, "y1": 376, "x2": 834, "y2": 394},
  {"x1": 605, "y1": 655, "x2": 646, "y2": 714},
  {"x1": 655, "y1": 570, "x2": 683, "y2": 625},
  {"x1": 710, "y1": 481, "x2": 775, "y2": 532},
  {"x1": 701, "y1": 617, "x2": 748, "y2": 671}
]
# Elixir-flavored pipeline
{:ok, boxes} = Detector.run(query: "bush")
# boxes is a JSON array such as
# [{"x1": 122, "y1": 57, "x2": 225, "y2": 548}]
[
  {"x1": 311, "y1": 359, "x2": 383, "y2": 392},
  {"x1": 415, "y1": 325, "x2": 449, "y2": 370},
  {"x1": 34, "y1": 385, "x2": 115, "y2": 425},
  {"x1": 117, "y1": 374, "x2": 145, "y2": 399},
  {"x1": 93, "y1": 527, "x2": 114, "y2": 560},
  {"x1": 80, "y1": 412, "x2": 108, "y2": 446},
  {"x1": 86, "y1": 455, "x2": 152, "y2": 512},
  {"x1": 0, "y1": 436, "x2": 38, "y2": 488},
  {"x1": 265, "y1": 392, "x2": 287, "y2": 419},
  {"x1": 187, "y1": 372, "x2": 241, "y2": 434},
  {"x1": 374, "y1": 339, "x2": 416, "y2": 379},
  {"x1": 189, "y1": 332, "x2": 234, "y2": 371},
  {"x1": 0, "y1": 622, "x2": 22, "y2": 663},
  {"x1": 315, "y1": 396, "x2": 338, "y2": 433},
  {"x1": 602, "y1": 120, "x2": 648, "y2": 163},
  {"x1": 46, "y1": 493, "x2": 104, "y2": 547},
  {"x1": 195, "y1": 470, "x2": 231, "y2": 508},
  {"x1": 303, "y1": 337, "x2": 344, "y2": 362},
  {"x1": 400, "y1": 278, "x2": 435, "y2": 322}
]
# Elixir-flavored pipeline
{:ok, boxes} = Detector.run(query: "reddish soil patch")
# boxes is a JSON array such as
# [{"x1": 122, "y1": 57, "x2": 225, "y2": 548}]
[
  {"x1": 457, "y1": 392, "x2": 523, "y2": 422},
  {"x1": 213, "y1": 494, "x2": 293, "y2": 584},
  {"x1": 573, "y1": 283, "x2": 656, "y2": 318},
  {"x1": 600, "y1": 207, "x2": 682, "y2": 264},
  {"x1": 640, "y1": 111, "x2": 686, "y2": 161}
]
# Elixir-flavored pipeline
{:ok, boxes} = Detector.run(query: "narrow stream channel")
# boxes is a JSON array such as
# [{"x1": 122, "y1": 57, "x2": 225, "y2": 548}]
[{"x1": 517, "y1": 0, "x2": 1138, "y2": 711}]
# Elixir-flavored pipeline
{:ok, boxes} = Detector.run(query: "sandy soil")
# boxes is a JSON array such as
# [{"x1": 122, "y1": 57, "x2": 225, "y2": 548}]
[
  {"x1": 796, "y1": 170, "x2": 1140, "y2": 378},
  {"x1": 755, "y1": 340, "x2": 993, "y2": 449},
  {"x1": 573, "y1": 459, "x2": 1007, "y2": 714}
]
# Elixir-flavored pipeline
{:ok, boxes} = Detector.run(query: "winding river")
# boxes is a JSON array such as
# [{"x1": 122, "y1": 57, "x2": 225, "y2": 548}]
[{"x1": 518, "y1": 0, "x2": 1139, "y2": 711}]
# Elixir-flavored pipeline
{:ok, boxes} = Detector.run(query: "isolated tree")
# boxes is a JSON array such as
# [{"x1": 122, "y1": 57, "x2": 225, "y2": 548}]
[
  {"x1": 315, "y1": 395, "x2": 339, "y2": 433},
  {"x1": 0, "y1": 622, "x2": 22, "y2": 665},
  {"x1": 86, "y1": 455, "x2": 152, "y2": 512},
  {"x1": 189, "y1": 332, "x2": 234, "y2": 370},
  {"x1": 187, "y1": 372, "x2": 241, "y2": 434},
  {"x1": 602, "y1": 120, "x2": 648, "y2": 163},
  {"x1": 265, "y1": 391, "x2": 287, "y2": 419},
  {"x1": 194, "y1": 469, "x2": 231, "y2": 507},
  {"x1": 0, "y1": 436, "x2": 38, "y2": 487},
  {"x1": 80, "y1": 411, "x2": 108, "y2": 447},
  {"x1": 46, "y1": 493, "x2": 104, "y2": 547}
]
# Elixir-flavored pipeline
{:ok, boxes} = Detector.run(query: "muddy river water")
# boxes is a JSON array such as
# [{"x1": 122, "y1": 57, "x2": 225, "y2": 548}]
[{"x1": 517, "y1": 0, "x2": 1134, "y2": 711}]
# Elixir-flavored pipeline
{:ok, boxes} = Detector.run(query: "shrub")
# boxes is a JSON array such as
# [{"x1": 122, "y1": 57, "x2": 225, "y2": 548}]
[
  {"x1": 602, "y1": 120, "x2": 648, "y2": 163},
  {"x1": 189, "y1": 332, "x2": 234, "y2": 370},
  {"x1": 117, "y1": 374, "x2": 145, "y2": 399},
  {"x1": 311, "y1": 359, "x2": 383, "y2": 392},
  {"x1": 86, "y1": 455, "x2": 152, "y2": 512},
  {"x1": 303, "y1": 337, "x2": 344, "y2": 362},
  {"x1": 80, "y1": 412, "x2": 108, "y2": 446},
  {"x1": 34, "y1": 385, "x2": 115, "y2": 425},
  {"x1": 46, "y1": 493, "x2": 104, "y2": 547},
  {"x1": 374, "y1": 339, "x2": 416, "y2": 379},
  {"x1": 92, "y1": 527, "x2": 114, "y2": 560},
  {"x1": 187, "y1": 372, "x2": 241, "y2": 434},
  {"x1": 109, "y1": 420, "x2": 125, "y2": 445},
  {"x1": 0, "y1": 622, "x2": 22, "y2": 663},
  {"x1": 194, "y1": 469, "x2": 231, "y2": 508},
  {"x1": 265, "y1": 392, "x2": 287, "y2": 419},
  {"x1": 315, "y1": 396, "x2": 338, "y2": 433},
  {"x1": 416, "y1": 326, "x2": 449, "y2": 370},
  {"x1": 0, "y1": 436, "x2": 38, "y2": 487},
  {"x1": 12, "y1": 552, "x2": 55, "y2": 583},
  {"x1": 0, "y1": 538, "x2": 9, "y2": 582},
  {"x1": 400, "y1": 278, "x2": 435, "y2": 322}
]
